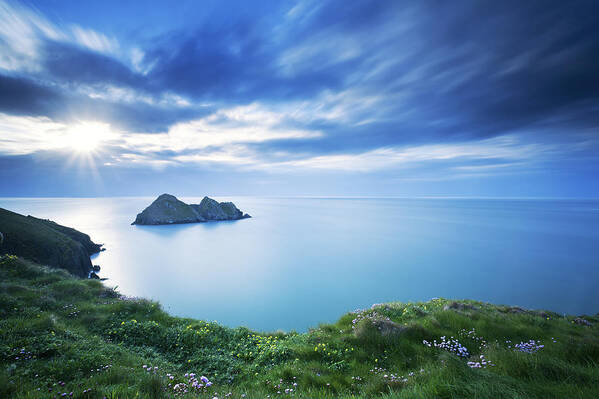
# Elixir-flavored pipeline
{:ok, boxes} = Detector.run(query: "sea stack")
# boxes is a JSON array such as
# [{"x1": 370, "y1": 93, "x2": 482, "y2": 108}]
[{"x1": 132, "y1": 194, "x2": 251, "y2": 225}]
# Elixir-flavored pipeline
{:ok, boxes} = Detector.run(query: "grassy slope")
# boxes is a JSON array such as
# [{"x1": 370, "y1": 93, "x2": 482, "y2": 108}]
[
  {"x1": 1, "y1": 255, "x2": 598, "y2": 399},
  {"x1": 29, "y1": 216, "x2": 102, "y2": 255},
  {"x1": 0, "y1": 208, "x2": 101, "y2": 277}
]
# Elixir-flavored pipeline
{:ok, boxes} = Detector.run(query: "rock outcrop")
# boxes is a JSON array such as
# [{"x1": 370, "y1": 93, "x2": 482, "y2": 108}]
[
  {"x1": 132, "y1": 194, "x2": 251, "y2": 225},
  {"x1": 0, "y1": 207, "x2": 102, "y2": 277}
]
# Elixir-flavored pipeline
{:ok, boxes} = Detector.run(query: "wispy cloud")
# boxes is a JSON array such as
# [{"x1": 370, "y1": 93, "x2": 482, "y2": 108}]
[
  {"x1": 122, "y1": 103, "x2": 323, "y2": 154},
  {"x1": 253, "y1": 135, "x2": 556, "y2": 173},
  {"x1": 0, "y1": 0, "x2": 63, "y2": 71},
  {"x1": 0, "y1": 0, "x2": 122, "y2": 71},
  {"x1": 70, "y1": 25, "x2": 118, "y2": 54}
]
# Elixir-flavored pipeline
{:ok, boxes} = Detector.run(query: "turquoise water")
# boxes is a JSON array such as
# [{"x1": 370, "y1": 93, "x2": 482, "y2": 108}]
[{"x1": 1, "y1": 197, "x2": 598, "y2": 331}]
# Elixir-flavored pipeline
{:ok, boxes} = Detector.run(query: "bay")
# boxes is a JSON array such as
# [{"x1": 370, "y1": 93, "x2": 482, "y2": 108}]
[{"x1": 1, "y1": 197, "x2": 597, "y2": 331}]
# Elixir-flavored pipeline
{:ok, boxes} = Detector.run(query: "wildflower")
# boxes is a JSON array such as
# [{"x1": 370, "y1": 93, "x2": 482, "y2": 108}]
[
  {"x1": 423, "y1": 336, "x2": 470, "y2": 357},
  {"x1": 514, "y1": 340, "x2": 544, "y2": 353}
]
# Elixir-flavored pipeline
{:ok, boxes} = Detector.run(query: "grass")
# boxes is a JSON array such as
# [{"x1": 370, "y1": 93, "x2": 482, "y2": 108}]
[
  {"x1": 1, "y1": 254, "x2": 598, "y2": 398},
  {"x1": 0, "y1": 208, "x2": 101, "y2": 277}
]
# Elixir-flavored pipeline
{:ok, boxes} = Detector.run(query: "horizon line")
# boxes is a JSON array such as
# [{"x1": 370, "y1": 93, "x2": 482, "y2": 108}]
[{"x1": 1, "y1": 195, "x2": 599, "y2": 201}]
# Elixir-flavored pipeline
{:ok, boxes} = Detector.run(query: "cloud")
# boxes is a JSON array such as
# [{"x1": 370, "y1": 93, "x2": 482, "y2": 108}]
[
  {"x1": 3, "y1": 0, "x2": 599, "y2": 143},
  {"x1": 0, "y1": 0, "x2": 63, "y2": 71},
  {"x1": 0, "y1": 1, "x2": 120, "y2": 72},
  {"x1": 252, "y1": 135, "x2": 556, "y2": 173},
  {"x1": 121, "y1": 103, "x2": 323, "y2": 155},
  {"x1": 130, "y1": 47, "x2": 155, "y2": 75},
  {"x1": 0, "y1": 74, "x2": 64, "y2": 116},
  {"x1": 0, "y1": 102, "x2": 321, "y2": 162},
  {"x1": 5, "y1": 104, "x2": 557, "y2": 178},
  {"x1": 41, "y1": 40, "x2": 141, "y2": 87},
  {"x1": 70, "y1": 25, "x2": 118, "y2": 54},
  {"x1": 0, "y1": 113, "x2": 118, "y2": 155},
  {"x1": 0, "y1": 71, "x2": 211, "y2": 133},
  {"x1": 0, "y1": 0, "x2": 598, "y2": 196}
]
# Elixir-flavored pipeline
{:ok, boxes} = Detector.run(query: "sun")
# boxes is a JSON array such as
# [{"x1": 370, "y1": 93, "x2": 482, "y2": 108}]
[
  {"x1": 65, "y1": 122, "x2": 113, "y2": 153},
  {"x1": 58, "y1": 121, "x2": 117, "y2": 182}
]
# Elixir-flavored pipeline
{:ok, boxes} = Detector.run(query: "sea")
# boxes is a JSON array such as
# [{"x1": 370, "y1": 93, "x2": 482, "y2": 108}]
[{"x1": 1, "y1": 197, "x2": 598, "y2": 331}]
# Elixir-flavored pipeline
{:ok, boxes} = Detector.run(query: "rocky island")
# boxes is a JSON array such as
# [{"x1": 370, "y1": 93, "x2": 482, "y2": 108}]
[{"x1": 131, "y1": 194, "x2": 251, "y2": 225}]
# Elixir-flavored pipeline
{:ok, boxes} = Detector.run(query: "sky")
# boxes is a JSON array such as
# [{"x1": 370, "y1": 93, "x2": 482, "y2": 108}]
[{"x1": 0, "y1": 0, "x2": 598, "y2": 197}]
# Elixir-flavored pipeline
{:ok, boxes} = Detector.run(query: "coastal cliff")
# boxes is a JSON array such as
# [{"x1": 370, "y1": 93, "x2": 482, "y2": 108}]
[
  {"x1": 0, "y1": 207, "x2": 102, "y2": 277},
  {"x1": 132, "y1": 194, "x2": 251, "y2": 225}
]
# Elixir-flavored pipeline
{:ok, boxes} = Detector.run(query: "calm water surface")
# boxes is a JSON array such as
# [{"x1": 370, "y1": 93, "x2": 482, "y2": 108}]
[{"x1": 1, "y1": 197, "x2": 598, "y2": 331}]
